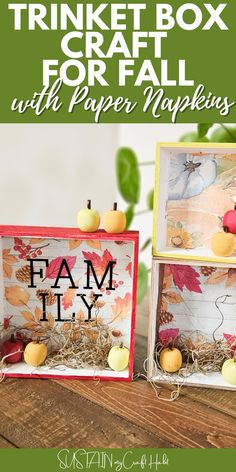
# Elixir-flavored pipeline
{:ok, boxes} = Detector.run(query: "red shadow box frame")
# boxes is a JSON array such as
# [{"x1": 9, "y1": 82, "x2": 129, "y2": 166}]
[{"x1": 0, "y1": 226, "x2": 139, "y2": 382}]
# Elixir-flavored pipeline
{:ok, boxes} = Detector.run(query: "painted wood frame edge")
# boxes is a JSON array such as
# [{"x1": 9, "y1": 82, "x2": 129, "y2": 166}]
[{"x1": 0, "y1": 225, "x2": 138, "y2": 240}]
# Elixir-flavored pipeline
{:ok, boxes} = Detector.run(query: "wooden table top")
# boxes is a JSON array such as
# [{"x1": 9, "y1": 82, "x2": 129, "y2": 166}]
[{"x1": 0, "y1": 335, "x2": 235, "y2": 449}]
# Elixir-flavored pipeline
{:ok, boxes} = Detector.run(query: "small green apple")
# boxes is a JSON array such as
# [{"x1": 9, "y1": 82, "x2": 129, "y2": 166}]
[
  {"x1": 221, "y1": 357, "x2": 236, "y2": 386},
  {"x1": 77, "y1": 200, "x2": 100, "y2": 232},
  {"x1": 107, "y1": 343, "x2": 129, "y2": 371}
]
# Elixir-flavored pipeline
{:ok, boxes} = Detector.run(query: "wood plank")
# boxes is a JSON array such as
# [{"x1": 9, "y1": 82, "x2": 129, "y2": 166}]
[
  {"x1": 54, "y1": 377, "x2": 236, "y2": 448},
  {"x1": 0, "y1": 378, "x2": 170, "y2": 448},
  {"x1": 0, "y1": 436, "x2": 16, "y2": 448},
  {"x1": 175, "y1": 385, "x2": 236, "y2": 419}
]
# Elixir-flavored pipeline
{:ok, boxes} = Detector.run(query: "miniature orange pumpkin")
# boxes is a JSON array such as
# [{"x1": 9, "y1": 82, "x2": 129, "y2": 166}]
[
  {"x1": 159, "y1": 347, "x2": 182, "y2": 373},
  {"x1": 103, "y1": 202, "x2": 126, "y2": 234},
  {"x1": 24, "y1": 341, "x2": 47, "y2": 367}
]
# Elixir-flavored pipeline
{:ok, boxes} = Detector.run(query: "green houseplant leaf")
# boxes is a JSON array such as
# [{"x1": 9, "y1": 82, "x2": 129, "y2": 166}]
[
  {"x1": 198, "y1": 124, "x2": 213, "y2": 138},
  {"x1": 137, "y1": 262, "x2": 148, "y2": 304},
  {"x1": 179, "y1": 132, "x2": 209, "y2": 143},
  {"x1": 140, "y1": 238, "x2": 152, "y2": 252},
  {"x1": 125, "y1": 204, "x2": 134, "y2": 229},
  {"x1": 116, "y1": 147, "x2": 140, "y2": 204},
  {"x1": 210, "y1": 126, "x2": 236, "y2": 142},
  {"x1": 147, "y1": 189, "x2": 154, "y2": 210}
]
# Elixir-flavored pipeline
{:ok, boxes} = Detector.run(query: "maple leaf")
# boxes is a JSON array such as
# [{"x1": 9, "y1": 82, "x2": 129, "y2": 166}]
[
  {"x1": 44, "y1": 256, "x2": 76, "y2": 280},
  {"x1": 158, "y1": 328, "x2": 180, "y2": 346},
  {"x1": 170, "y1": 265, "x2": 202, "y2": 293},
  {"x1": 125, "y1": 262, "x2": 132, "y2": 277},
  {"x1": 62, "y1": 286, "x2": 77, "y2": 310},
  {"x1": 111, "y1": 293, "x2": 132, "y2": 323},
  {"x1": 2, "y1": 248, "x2": 18, "y2": 280},
  {"x1": 82, "y1": 249, "x2": 116, "y2": 276},
  {"x1": 224, "y1": 333, "x2": 236, "y2": 353}
]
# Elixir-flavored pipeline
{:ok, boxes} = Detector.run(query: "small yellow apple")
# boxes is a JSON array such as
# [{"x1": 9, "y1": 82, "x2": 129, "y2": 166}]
[
  {"x1": 211, "y1": 231, "x2": 235, "y2": 257},
  {"x1": 107, "y1": 343, "x2": 129, "y2": 371},
  {"x1": 103, "y1": 202, "x2": 126, "y2": 234},
  {"x1": 159, "y1": 347, "x2": 182, "y2": 373},
  {"x1": 77, "y1": 199, "x2": 100, "y2": 232},
  {"x1": 24, "y1": 341, "x2": 47, "y2": 367},
  {"x1": 221, "y1": 357, "x2": 236, "y2": 385}
]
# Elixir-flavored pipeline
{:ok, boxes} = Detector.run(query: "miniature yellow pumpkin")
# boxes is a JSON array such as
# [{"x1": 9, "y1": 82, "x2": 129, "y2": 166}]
[
  {"x1": 211, "y1": 231, "x2": 235, "y2": 257},
  {"x1": 107, "y1": 343, "x2": 129, "y2": 371},
  {"x1": 77, "y1": 199, "x2": 100, "y2": 232},
  {"x1": 221, "y1": 357, "x2": 236, "y2": 386},
  {"x1": 103, "y1": 203, "x2": 126, "y2": 234},
  {"x1": 159, "y1": 347, "x2": 182, "y2": 373},
  {"x1": 24, "y1": 341, "x2": 47, "y2": 367}
]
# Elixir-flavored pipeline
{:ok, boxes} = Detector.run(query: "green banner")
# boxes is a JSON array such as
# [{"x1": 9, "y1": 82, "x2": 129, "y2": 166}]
[
  {"x1": 0, "y1": 448, "x2": 236, "y2": 471},
  {"x1": 0, "y1": 0, "x2": 235, "y2": 123}
]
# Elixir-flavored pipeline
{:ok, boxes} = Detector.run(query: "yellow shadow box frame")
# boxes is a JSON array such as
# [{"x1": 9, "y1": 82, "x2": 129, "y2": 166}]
[{"x1": 152, "y1": 142, "x2": 236, "y2": 264}]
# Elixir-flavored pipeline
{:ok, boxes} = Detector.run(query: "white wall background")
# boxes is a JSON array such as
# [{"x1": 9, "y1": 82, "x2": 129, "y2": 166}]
[
  {"x1": 0, "y1": 124, "x2": 194, "y2": 265},
  {"x1": 0, "y1": 124, "x2": 117, "y2": 226}
]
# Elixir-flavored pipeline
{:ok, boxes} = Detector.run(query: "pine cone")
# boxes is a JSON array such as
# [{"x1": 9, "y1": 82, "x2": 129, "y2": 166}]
[
  {"x1": 16, "y1": 265, "x2": 31, "y2": 283},
  {"x1": 200, "y1": 266, "x2": 216, "y2": 277},
  {"x1": 159, "y1": 311, "x2": 173, "y2": 326},
  {"x1": 36, "y1": 288, "x2": 56, "y2": 306}
]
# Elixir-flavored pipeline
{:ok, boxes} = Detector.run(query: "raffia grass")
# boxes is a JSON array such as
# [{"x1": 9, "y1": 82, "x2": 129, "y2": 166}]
[
  {"x1": 155, "y1": 331, "x2": 234, "y2": 377},
  {"x1": 0, "y1": 318, "x2": 114, "y2": 372},
  {"x1": 149, "y1": 330, "x2": 236, "y2": 401},
  {"x1": 45, "y1": 321, "x2": 113, "y2": 370}
]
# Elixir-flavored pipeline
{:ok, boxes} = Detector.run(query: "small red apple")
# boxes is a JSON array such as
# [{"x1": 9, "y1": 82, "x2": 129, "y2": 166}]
[
  {"x1": 1, "y1": 334, "x2": 24, "y2": 363},
  {"x1": 223, "y1": 204, "x2": 236, "y2": 234}
]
